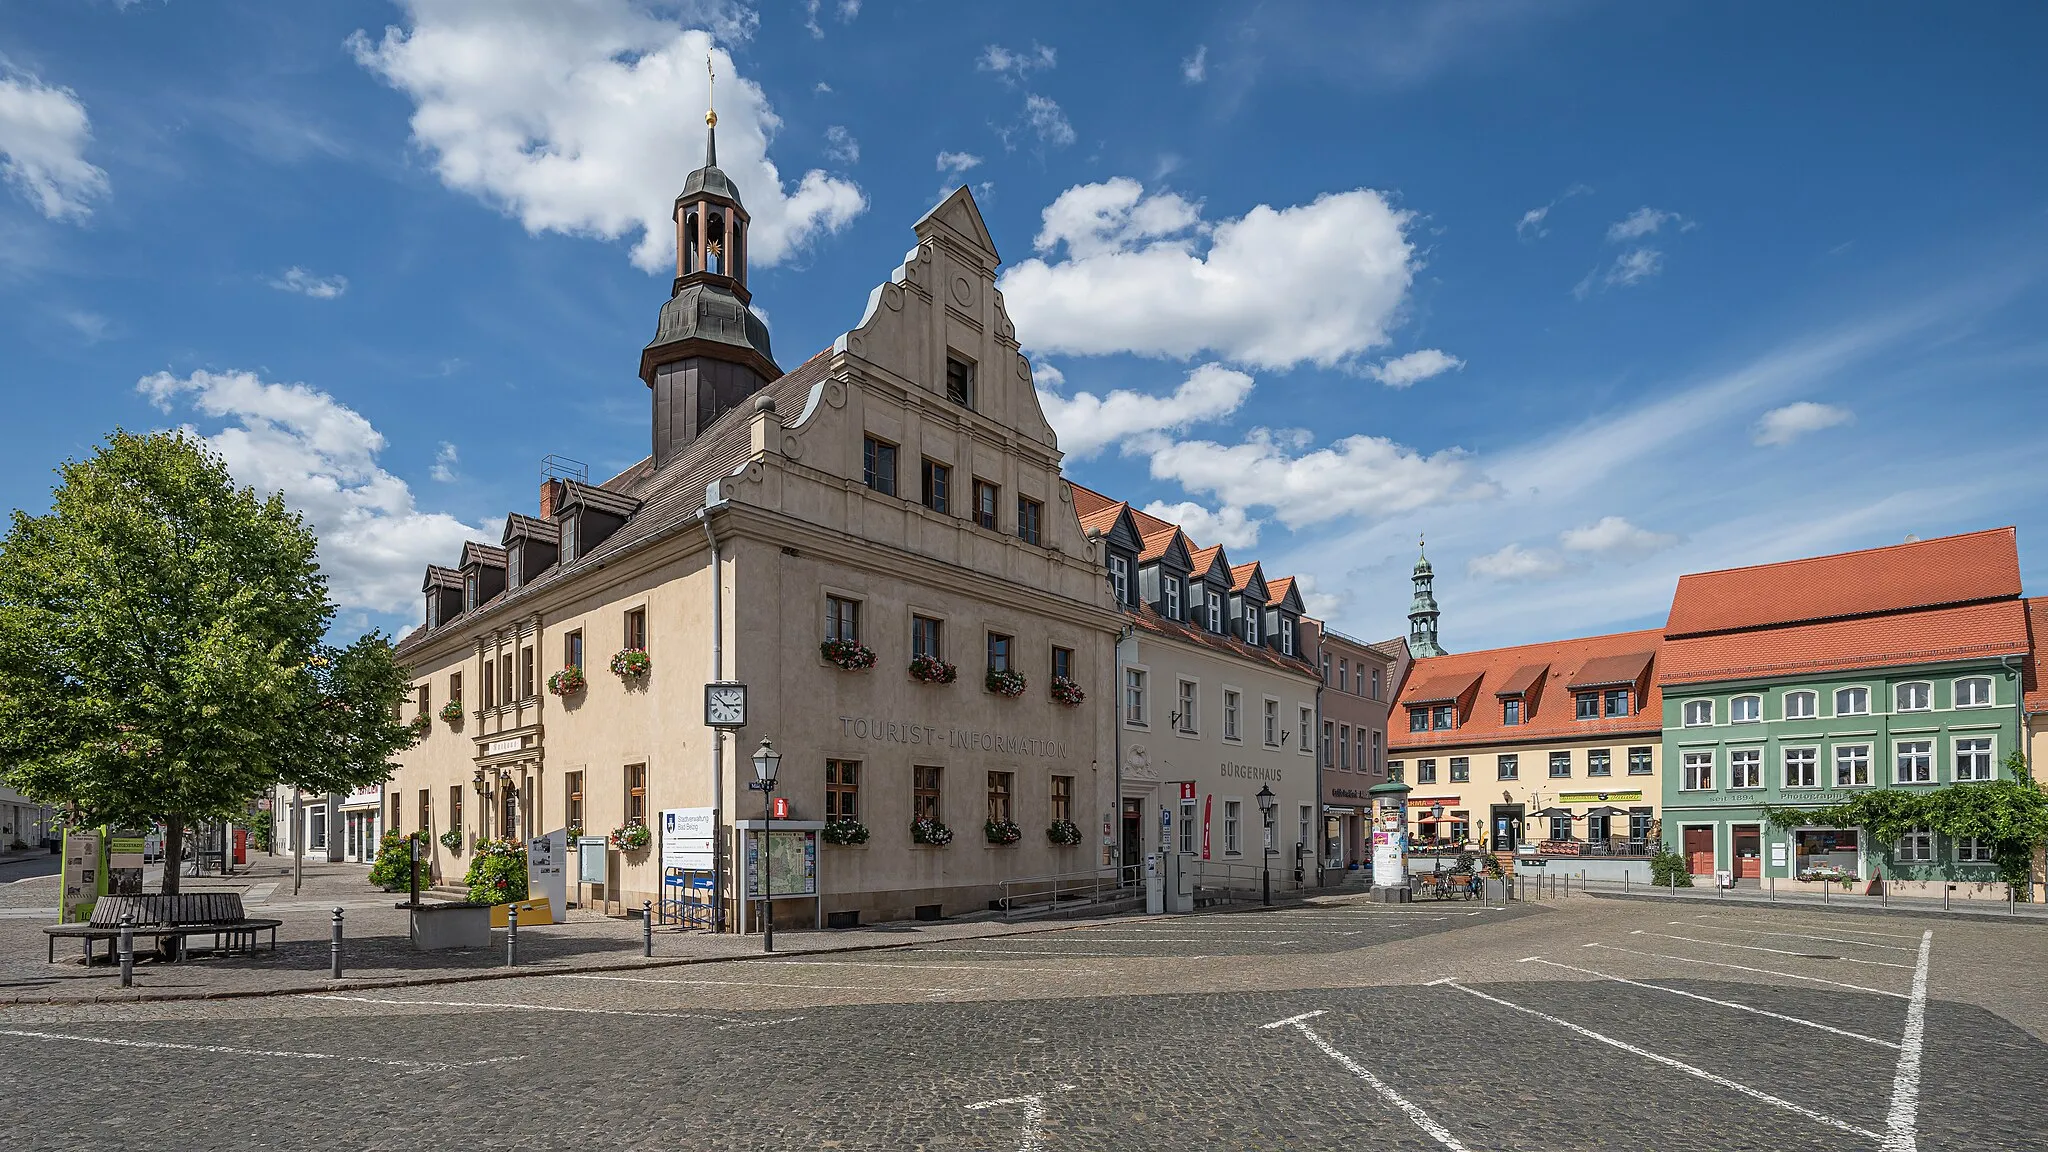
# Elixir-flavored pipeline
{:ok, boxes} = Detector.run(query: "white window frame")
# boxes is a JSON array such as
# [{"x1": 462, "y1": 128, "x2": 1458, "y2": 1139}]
[
  {"x1": 1109, "y1": 555, "x2": 1130, "y2": 605},
  {"x1": 1281, "y1": 616, "x2": 1295, "y2": 657},
  {"x1": 1298, "y1": 706, "x2": 1312, "y2": 754},
  {"x1": 1954, "y1": 676, "x2": 1994, "y2": 709},
  {"x1": 1835, "y1": 686, "x2": 1870, "y2": 716},
  {"x1": 1834, "y1": 743, "x2": 1872, "y2": 787},
  {"x1": 1123, "y1": 667, "x2": 1147, "y2": 726},
  {"x1": 1206, "y1": 590, "x2": 1222, "y2": 633},
  {"x1": 1731, "y1": 695, "x2": 1762, "y2": 724},
  {"x1": 1895, "y1": 828, "x2": 1934, "y2": 864},
  {"x1": 1683, "y1": 699, "x2": 1713, "y2": 727},
  {"x1": 1223, "y1": 689, "x2": 1241, "y2": 742},
  {"x1": 1164, "y1": 576, "x2": 1182, "y2": 621},
  {"x1": 1223, "y1": 799, "x2": 1243, "y2": 855},
  {"x1": 1894, "y1": 739, "x2": 1934, "y2": 784},
  {"x1": 1956, "y1": 836, "x2": 1995, "y2": 864},
  {"x1": 1784, "y1": 690, "x2": 1818, "y2": 720},
  {"x1": 1176, "y1": 678, "x2": 1198, "y2": 735},
  {"x1": 1894, "y1": 681, "x2": 1931, "y2": 713},
  {"x1": 1782, "y1": 746, "x2": 1819, "y2": 789},
  {"x1": 1243, "y1": 608, "x2": 1260, "y2": 646},
  {"x1": 1953, "y1": 736, "x2": 1995, "y2": 782},
  {"x1": 1680, "y1": 750, "x2": 1714, "y2": 791},
  {"x1": 1729, "y1": 747, "x2": 1762, "y2": 789},
  {"x1": 1263, "y1": 698, "x2": 1280, "y2": 746}
]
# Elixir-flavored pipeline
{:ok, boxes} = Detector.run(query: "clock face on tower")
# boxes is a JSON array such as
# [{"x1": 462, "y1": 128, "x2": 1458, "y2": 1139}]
[{"x1": 704, "y1": 682, "x2": 747, "y2": 728}]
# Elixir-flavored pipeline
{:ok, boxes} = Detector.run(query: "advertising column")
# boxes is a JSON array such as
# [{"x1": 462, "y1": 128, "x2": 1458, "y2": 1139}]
[{"x1": 1367, "y1": 780, "x2": 1412, "y2": 898}]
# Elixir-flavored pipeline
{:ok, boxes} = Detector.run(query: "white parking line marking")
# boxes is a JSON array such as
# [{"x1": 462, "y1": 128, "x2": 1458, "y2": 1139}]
[
  {"x1": 1584, "y1": 943, "x2": 1908, "y2": 999},
  {"x1": 548, "y1": 973, "x2": 972, "y2": 994},
  {"x1": 1632, "y1": 929, "x2": 1911, "y2": 969},
  {"x1": 1518, "y1": 957, "x2": 1898, "y2": 1048},
  {"x1": 1059, "y1": 934, "x2": 1299, "y2": 944},
  {"x1": 1673, "y1": 921, "x2": 1914, "y2": 951},
  {"x1": 1691, "y1": 915, "x2": 1921, "y2": 941},
  {"x1": 1441, "y1": 982, "x2": 1882, "y2": 1140},
  {"x1": 1075, "y1": 926, "x2": 1316, "y2": 934},
  {"x1": 306, "y1": 993, "x2": 750, "y2": 1022},
  {"x1": 0, "y1": 1027, "x2": 526, "y2": 1072},
  {"x1": 1881, "y1": 930, "x2": 1934, "y2": 1152},
  {"x1": 911, "y1": 948, "x2": 1129, "y2": 957},
  {"x1": 756, "y1": 960, "x2": 1074, "y2": 974},
  {"x1": 1259, "y1": 1010, "x2": 1471, "y2": 1150}
]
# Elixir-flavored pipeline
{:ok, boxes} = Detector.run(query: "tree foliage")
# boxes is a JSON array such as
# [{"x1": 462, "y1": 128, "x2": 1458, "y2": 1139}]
[{"x1": 0, "y1": 430, "x2": 418, "y2": 891}]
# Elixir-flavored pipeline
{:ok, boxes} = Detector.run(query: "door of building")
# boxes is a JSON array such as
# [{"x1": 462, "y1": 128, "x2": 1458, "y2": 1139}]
[
  {"x1": 1732, "y1": 824, "x2": 1762, "y2": 879},
  {"x1": 1489, "y1": 805, "x2": 1524, "y2": 852},
  {"x1": 1121, "y1": 799, "x2": 1142, "y2": 869},
  {"x1": 1683, "y1": 826, "x2": 1715, "y2": 875}
]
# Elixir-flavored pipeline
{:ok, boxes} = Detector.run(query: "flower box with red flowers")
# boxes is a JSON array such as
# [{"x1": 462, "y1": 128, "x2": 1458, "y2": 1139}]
[
  {"x1": 1049, "y1": 676, "x2": 1086, "y2": 706},
  {"x1": 820, "y1": 639, "x2": 878, "y2": 671},
  {"x1": 908, "y1": 654, "x2": 958, "y2": 684}
]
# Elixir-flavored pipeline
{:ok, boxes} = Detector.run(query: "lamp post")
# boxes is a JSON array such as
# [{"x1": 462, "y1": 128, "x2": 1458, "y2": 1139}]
[
  {"x1": 1256, "y1": 785, "x2": 1277, "y2": 907},
  {"x1": 751, "y1": 737, "x2": 782, "y2": 953}
]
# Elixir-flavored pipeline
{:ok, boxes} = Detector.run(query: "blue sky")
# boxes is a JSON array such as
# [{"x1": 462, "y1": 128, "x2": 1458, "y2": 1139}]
[{"x1": 3, "y1": 1, "x2": 2046, "y2": 651}]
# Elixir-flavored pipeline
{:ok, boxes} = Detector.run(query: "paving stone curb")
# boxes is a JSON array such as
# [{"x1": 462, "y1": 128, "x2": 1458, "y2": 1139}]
[{"x1": 1577, "y1": 887, "x2": 2048, "y2": 925}]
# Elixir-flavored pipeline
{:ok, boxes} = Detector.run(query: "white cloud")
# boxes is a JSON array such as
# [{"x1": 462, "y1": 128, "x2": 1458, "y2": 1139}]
[
  {"x1": 1575, "y1": 247, "x2": 1663, "y2": 298},
  {"x1": 1182, "y1": 45, "x2": 1208, "y2": 84},
  {"x1": 813, "y1": 81, "x2": 832, "y2": 94},
  {"x1": 1289, "y1": 571, "x2": 1346, "y2": 620},
  {"x1": 1366, "y1": 348, "x2": 1464, "y2": 388},
  {"x1": 1607, "y1": 205, "x2": 1688, "y2": 243},
  {"x1": 1146, "y1": 427, "x2": 1497, "y2": 531},
  {"x1": 1022, "y1": 93, "x2": 1075, "y2": 147},
  {"x1": 1140, "y1": 499, "x2": 1262, "y2": 550},
  {"x1": 823, "y1": 124, "x2": 858, "y2": 164},
  {"x1": 1000, "y1": 179, "x2": 1416, "y2": 371},
  {"x1": 137, "y1": 369, "x2": 483, "y2": 616},
  {"x1": 1038, "y1": 362, "x2": 1254, "y2": 459},
  {"x1": 1029, "y1": 360, "x2": 1064, "y2": 389},
  {"x1": 979, "y1": 42, "x2": 1057, "y2": 82},
  {"x1": 1558, "y1": 515, "x2": 1676, "y2": 555},
  {"x1": 61, "y1": 309, "x2": 111, "y2": 342},
  {"x1": 1515, "y1": 183, "x2": 1590, "y2": 240},
  {"x1": 430, "y1": 441, "x2": 459, "y2": 483},
  {"x1": 349, "y1": 1, "x2": 864, "y2": 274},
  {"x1": 838, "y1": 0, "x2": 861, "y2": 18},
  {"x1": 1467, "y1": 542, "x2": 1568, "y2": 582},
  {"x1": 0, "y1": 70, "x2": 110, "y2": 221},
  {"x1": 935, "y1": 150, "x2": 982, "y2": 175},
  {"x1": 1753, "y1": 401, "x2": 1854, "y2": 447},
  {"x1": 270, "y1": 266, "x2": 349, "y2": 299}
]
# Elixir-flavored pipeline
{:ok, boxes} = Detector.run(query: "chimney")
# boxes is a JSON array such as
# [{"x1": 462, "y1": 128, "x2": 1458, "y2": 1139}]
[{"x1": 540, "y1": 478, "x2": 565, "y2": 519}]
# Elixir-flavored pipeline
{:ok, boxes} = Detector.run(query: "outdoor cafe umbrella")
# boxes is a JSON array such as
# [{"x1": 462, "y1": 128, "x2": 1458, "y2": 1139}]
[
  {"x1": 1532, "y1": 806, "x2": 1577, "y2": 818},
  {"x1": 1584, "y1": 805, "x2": 1629, "y2": 817}
]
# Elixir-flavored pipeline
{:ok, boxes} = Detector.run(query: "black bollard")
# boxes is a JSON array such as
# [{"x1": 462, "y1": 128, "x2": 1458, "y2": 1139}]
[
  {"x1": 330, "y1": 907, "x2": 344, "y2": 978},
  {"x1": 506, "y1": 904, "x2": 519, "y2": 967},
  {"x1": 643, "y1": 900, "x2": 653, "y2": 957},
  {"x1": 118, "y1": 914, "x2": 135, "y2": 988}
]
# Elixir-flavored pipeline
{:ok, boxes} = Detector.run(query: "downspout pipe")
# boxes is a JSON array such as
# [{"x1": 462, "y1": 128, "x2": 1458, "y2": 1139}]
[
  {"x1": 700, "y1": 503, "x2": 726, "y2": 932},
  {"x1": 2000, "y1": 652, "x2": 2037, "y2": 902}
]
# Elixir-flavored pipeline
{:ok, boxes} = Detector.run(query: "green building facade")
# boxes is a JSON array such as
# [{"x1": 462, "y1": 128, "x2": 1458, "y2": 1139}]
[{"x1": 1658, "y1": 658, "x2": 2023, "y2": 887}]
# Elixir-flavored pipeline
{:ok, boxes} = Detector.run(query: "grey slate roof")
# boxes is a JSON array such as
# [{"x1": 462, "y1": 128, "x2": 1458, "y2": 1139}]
[{"x1": 645, "y1": 282, "x2": 774, "y2": 367}]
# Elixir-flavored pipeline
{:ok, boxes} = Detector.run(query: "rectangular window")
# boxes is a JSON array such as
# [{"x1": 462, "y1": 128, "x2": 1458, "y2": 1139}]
[
  {"x1": 1550, "y1": 814, "x2": 1574, "y2": 842},
  {"x1": 1051, "y1": 776, "x2": 1073, "y2": 824},
  {"x1": 913, "y1": 766, "x2": 942, "y2": 823},
  {"x1": 1836, "y1": 687, "x2": 1869, "y2": 716},
  {"x1": 1683, "y1": 700, "x2": 1712, "y2": 727},
  {"x1": 1957, "y1": 835, "x2": 1995, "y2": 863},
  {"x1": 826, "y1": 760, "x2": 859, "y2": 819},
  {"x1": 1682, "y1": 751, "x2": 1714, "y2": 791},
  {"x1": 1016, "y1": 497, "x2": 1043, "y2": 545},
  {"x1": 1587, "y1": 811, "x2": 1611, "y2": 844},
  {"x1": 415, "y1": 683, "x2": 430, "y2": 718},
  {"x1": 1125, "y1": 668, "x2": 1147, "y2": 725},
  {"x1": 1321, "y1": 721, "x2": 1334, "y2": 767},
  {"x1": 1895, "y1": 682, "x2": 1931, "y2": 712},
  {"x1": 1338, "y1": 660, "x2": 1348, "y2": 692},
  {"x1": 506, "y1": 546, "x2": 521, "y2": 589},
  {"x1": 1281, "y1": 616, "x2": 1295, "y2": 656},
  {"x1": 1785, "y1": 691, "x2": 1817, "y2": 719},
  {"x1": 1417, "y1": 758, "x2": 1438, "y2": 785},
  {"x1": 565, "y1": 630, "x2": 583, "y2": 673},
  {"x1": 1605, "y1": 688, "x2": 1631, "y2": 717},
  {"x1": 1339, "y1": 725, "x2": 1351, "y2": 769},
  {"x1": 1956, "y1": 677, "x2": 1993, "y2": 708},
  {"x1": 448, "y1": 671, "x2": 463, "y2": 710},
  {"x1": 417, "y1": 788, "x2": 430, "y2": 834},
  {"x1": 1206, "y1": 590, "x2": 1222, "y2": 632},
  {"x1": 1895, "y1": 828, "x2": 1934, "y2": 863},
  {"x1": 1449, "y1": 755, "x2": 1468, "y2": 782},
  {"x1": 1179, "y1": 799, "x2": 1197, "y2": 854},
  {"x1": 519, "y1": 646, "x2": 534, "y2": 699},
  {"x1": 1387, "y1": 761, "x2": 1404, "y2": 784},
  {"x1": 1732, "y1": 696, "x2": 1761, "y2": 723},
  {"x1": 482, "y1": 658, "x2": 497, "y2": 708},
  {"x1": 1627, "y1": 747, "x2": 1653, "y2": 776},
  {"x1": 449, "y1": 786, "x2": 464, "y2": 839},
  {"x1": 1497, "y1": 754, "x2": 1519, "y2": 781},
  {"x1": 911, "y1": 615, "x2": 942, "y2": 661},
  {"x1": 1549, "y1": 751, "x2": 1572, "y2": 779},
  {"x1": 1177, "y1": 679, "x2": 1197, "y2": 733},
  {"x1": 1431, "y1": 705, "x2": 1454, "y2": 731},
  {"x1": 1895, "y1": 740, "x2": 1934, "y2": 784},
  {"x1": 1110, "y1": 555, "x2": 1130, "y2": 605},
  {"x1": 1371, "y1": 731, "x2": 1383, "y2": 774},
  {"x1": 1051, "y1": 645, "x2": 1073, "y2": 682},
  {"x1": 862, "y1": 436, "x2": 898, "y2": 496},
  {"x1": 1224, "y1": 690, "x2": 1241, "y2": 740},
  {"x1": 986, "y1": 771, "x2": 1013, "y2": 825},
  {"x1": 622, "y1": 608, "x2": 647, "y2": 653},
  {"x1": 1299, "y1": 706, "x2": 1311, "y2": 751},
  {"x1": 560, "y1": 517, "x2": 577, "y2": 564},
  {"x1": 1730, "y1": 748, "x2": 1762, "y2": 789},
  {"x1": 1371, "y1": 668, "x2": 1381, "y2": 699},
  {"x1": 945, "y1": 355, "x2": 974, "y2": 407},
  {"x1": 1955, "y1": 737, "x2": 1994, "y2": 782},
  {"x1": 1410, "y1": 707, "x2": 1429, "y2": 733},
  {"x1": 563, "y1": 772, "x2": 581, "y2": 834},
  {"x1": 1224, "y1": 800, "x2": 1243, "y2": 855},
  {"x1": 1263, "y1": 699, "x2": 1279, "y2": 745},
  {"x1": 987, "y1": 632, "x2": 1012, "y2": 673},
  {"x1": 500, "y1": 656, "x2": 513, "y2": 709},
  {"x1": 1243, "y1": 608, "x2": 1260, "y2": 646},
  {"x1": 921, "y1": 458, "x2": 951, "y2": 514},
  {"x1": 1784, "y1": 747, "x2": 1819, "y2": 788},
  {"x1": 1503, "y1": 698, "x2": 1523, "y2": 726},
  {"x1": 1164, "y1": 576, "x2": 1181, "y2": 620},
  {"x1": 1576, "y1": 693, "x2": 1599, "y2": 720},
  {"x1": 625, "y1": 763, "x2": 647, "y2": 825},
  {"x1": 1587, "y1": 749, "x2": 1612, "y2": 777},
  {"x1": 973, "y1": 479, "x2": 999, "y2": 530},
  {"x1": 464, "y1": 572, "x2": 478, "y2": 612},
  {"x1": 1835, "y1": 744, "x2": 1872, "y2": 787},
  {"x1": 826, "y1": 596, "x2": 861, "y2": 643}
]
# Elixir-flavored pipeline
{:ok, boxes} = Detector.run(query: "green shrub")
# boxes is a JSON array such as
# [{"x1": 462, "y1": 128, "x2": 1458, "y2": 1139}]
[
  {"x1": 464, "y1": 837, "x2": 528, "y2": 904},
  {"x1": 367, "y1": 831, "x2": 429, "y2": 891},
  {"x1": 1649, "y1": 848, "x2": 1694, "y2": 888}
]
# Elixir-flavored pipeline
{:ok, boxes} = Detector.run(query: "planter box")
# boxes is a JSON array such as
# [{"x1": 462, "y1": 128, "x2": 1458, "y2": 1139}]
[{"x1": 404, "y1": 900, "x2": 492, "y2": 951}]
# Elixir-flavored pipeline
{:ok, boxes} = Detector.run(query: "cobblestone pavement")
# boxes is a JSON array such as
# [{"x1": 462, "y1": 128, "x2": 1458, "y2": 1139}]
[{"x1": 4, "y1": 895, "x2": 2045, "y2": 1150}]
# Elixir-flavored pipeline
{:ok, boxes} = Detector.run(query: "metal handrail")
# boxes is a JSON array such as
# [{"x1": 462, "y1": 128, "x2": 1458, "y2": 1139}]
[{"x1": 997, "y1": 864, "x2": 1140, "y2": 914}]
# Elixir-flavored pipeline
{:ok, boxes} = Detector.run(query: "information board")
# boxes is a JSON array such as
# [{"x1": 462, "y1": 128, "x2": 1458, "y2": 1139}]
[
  {"x1": 59, "y1": 829, "x2": 102, "y2": 924},
  {"x1": 743, "y1": 829, "x2": 818, "y2": 898},
  {"x1": 526, "y1": 830, "x2": 568, "y2": 922},
  {"x1": 660, "y1": 807, "x2": 715, "y2": 871},
  {"x1": 577, "y1": 836, "x2": 608, "y2": 885}
]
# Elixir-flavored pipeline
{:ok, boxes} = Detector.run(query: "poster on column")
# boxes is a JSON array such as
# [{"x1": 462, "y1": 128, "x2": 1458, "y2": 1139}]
[{"x1": 526, "y1": 830, "x2": 568, "y2": 922}]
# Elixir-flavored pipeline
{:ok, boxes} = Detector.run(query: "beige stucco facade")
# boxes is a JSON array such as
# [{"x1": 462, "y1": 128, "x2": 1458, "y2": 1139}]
[
  {"x1": 1386, "y1": 732, "x2": 1665, "y2": 856},
  {"x1": 388, "y1": 188, "x2": 1123, "y2": 926},
  {"x1": 1308, "y1": 622, "x2": 1396, "y2": 874}
]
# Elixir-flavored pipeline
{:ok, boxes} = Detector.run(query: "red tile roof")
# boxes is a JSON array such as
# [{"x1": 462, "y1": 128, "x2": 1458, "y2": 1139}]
[
  {"x1": 1068, "y1": 481, "x2": 1115, "y2": 520},
  {"x1": 1138, "y1": 525, "x2": 1183, "y2": 564},
  {"x1": 1407, "y1": 670, "x2": 1482, "y2": 705},
  {"x1": 1230, "y1": 561, "x2": 1262, "y2": 594},
  {"x1": 1128, "y1": 601, "x2": 1318, "y2": 678},
  {"x1": 1665, "y1": 527, "x2": 2021, "y2": 638},
  {"x1": 1569, "y1": 650, "x2": 1654, "y2": 689},
  {"x1": 1495, "y1": 664, "x2": 1548, "y2": 697},
  {"x1": 1391, "y1": 628, "x2": 1664, "y2": 750},
  {"x1": 2025, "y1": 598, "x2": 2048, "y2": 711},
  {"x1": 1189, "y1": 544, "x2": 1228, "y2": 581},
  {"x1": 1077, "y1": 502, "x2": 1126, "y2": 537},
  {"x1": 1659, "y1": 600, "x2": 2030, "y2": 687},
  {"x1": 1267, "y1": 576, "x2": 1298, "y2": 605}
]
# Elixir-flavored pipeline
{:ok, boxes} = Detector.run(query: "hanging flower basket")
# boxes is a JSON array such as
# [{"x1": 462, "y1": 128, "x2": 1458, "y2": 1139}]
[
  {"x1": 610, "y1": 823, "x2": 651, "y2": 852},
  {"x1": 407, "y1": 715, "x2": 432, "y2": 739},
  {"x1": 985, "y1": 668, "x2": 1027, "y2": 698},
  {"x1": 909, "y1": 654, "x2": 958, "y2": 684},
  {"x1": 911, "y1": 817, "x2": 954, "y2": 846},
  {"x1": 439, "y1": 827, "x2": 465, "y2": 855},
  {"x1": 1049, "y1": 676, "x2": 1086, "y2": 706},
  {"x1": 820, "y1": 639, "x2": 878, "y2": 671},
  {"x1": 822, "y1": 817, "x2": 870, "y2": 846},
  {"x1": 610, "y1": 648, "x2": 651, "y2": 680},
  {"x1": 547, "y1": 666, "x2": 587, "y2": 696},
  {"x1": 1046, "y1": 820, "x2": 1083, "y2": 846},
  {"x1": 439, "y1": 700, "x2": 465, "y2": 724},
  {"x1": 565, "y1": 826, "x2": 584, "y2": 845},
  {"x1": 984, "y1": 819, "x2": 1022, "y2": 846}
]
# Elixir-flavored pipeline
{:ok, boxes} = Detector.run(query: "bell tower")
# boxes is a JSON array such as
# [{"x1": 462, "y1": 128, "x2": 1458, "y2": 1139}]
[
  {"x1": 639, "y1": 55, "x2": 781, "y2": 469},
  {"x1": 1407, "y1": 534, "x2": 1446, "y2": 658}
]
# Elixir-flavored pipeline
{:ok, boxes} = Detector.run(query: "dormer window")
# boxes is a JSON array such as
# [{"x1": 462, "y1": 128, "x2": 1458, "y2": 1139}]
[
  {"x1": 1503, "y1": 698, "x2": 1523, "y2": 726},
  {"x1": 1206, "y1": 590, "x2": 1222, "y2": 632},
  {"x1": 1244, "y1": 609, "x2": 1260, "y2": 646},
  {"x1": 1109, "y1": 555, "x2": 1130, "y2": 605},
  {"x1": 561, "y1": 516, "x2": 577, "y2": 564},
  {"x1": 1164, "y1": 577, "x2": 1182, "y2": 620},
  {"x1": 1280, "y1": 616, "x2": 1295, "y2": 656},
  {"x1": 426, "y1": 594, "x2": 440, "y2": 629},
  {"x1": 464, "y1": 573, "x2": 478, "y2": 612},
  {"x1": 945, "y1": 355, "x2": 974, "y2": 408},
  {"x1": 506, "y1": 548, "x2": 521, "y2": 590}
]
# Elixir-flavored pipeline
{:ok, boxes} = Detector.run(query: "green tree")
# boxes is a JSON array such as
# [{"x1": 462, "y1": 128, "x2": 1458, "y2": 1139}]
[{"x1": 0, "y1": 430, "x2": 418, "y2": 893}]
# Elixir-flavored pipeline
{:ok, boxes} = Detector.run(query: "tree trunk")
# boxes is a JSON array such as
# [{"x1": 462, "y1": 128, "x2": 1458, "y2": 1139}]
[{"x1": 161, "y1": 819, "x2": 183, "y2": 896}]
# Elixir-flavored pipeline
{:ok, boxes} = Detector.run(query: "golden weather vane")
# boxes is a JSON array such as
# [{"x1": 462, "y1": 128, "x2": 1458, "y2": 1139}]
[{"x1": 706, "y1": 53, "x2": 717, "y2": 127}]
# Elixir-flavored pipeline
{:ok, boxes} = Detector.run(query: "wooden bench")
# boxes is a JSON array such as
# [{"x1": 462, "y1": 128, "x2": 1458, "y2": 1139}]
[{"x1": 42, "y1": 893, "x2": 282, "y2": 964}]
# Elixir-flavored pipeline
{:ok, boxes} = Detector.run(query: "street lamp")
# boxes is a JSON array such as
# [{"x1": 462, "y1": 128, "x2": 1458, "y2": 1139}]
[
  {"x1": 1256, "y1": 785, "x2": 1277, "y2": 907},
  {"x1": 751, "y1": 737, "x2": 782, "y2": 953}
]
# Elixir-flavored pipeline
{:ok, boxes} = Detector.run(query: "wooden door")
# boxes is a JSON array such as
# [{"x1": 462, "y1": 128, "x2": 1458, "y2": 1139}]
[
  {"x1": 1732, "y1": 825, "x2": 1762, "y2": 879},
  {"x1": 1682, "y1": 826, "x2": 1715, "y2": 875}
]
